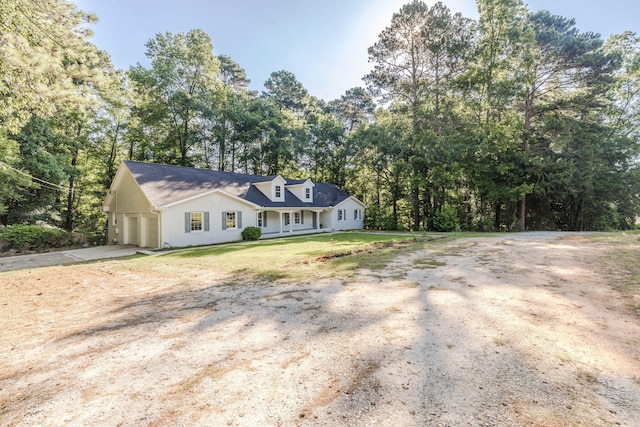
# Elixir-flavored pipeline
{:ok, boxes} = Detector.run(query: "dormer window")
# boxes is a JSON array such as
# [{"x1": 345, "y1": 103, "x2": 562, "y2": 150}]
[
  {"x1": 275, "y1": 185, "x2": 282, "y2": 198},
  {"x1": 305, "y1": 188, "x2": 311, "y2": 199}
]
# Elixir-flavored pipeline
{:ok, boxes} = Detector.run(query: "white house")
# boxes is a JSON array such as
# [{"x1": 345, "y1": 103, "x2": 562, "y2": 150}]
[{"x1": 103, "y1": 161, "x2": 366, "y2": 248}]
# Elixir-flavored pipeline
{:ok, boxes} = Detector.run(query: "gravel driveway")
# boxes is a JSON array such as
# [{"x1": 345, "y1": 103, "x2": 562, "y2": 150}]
[{"x1": 1, "y1": 233, "x2": 638, "y2": 426}]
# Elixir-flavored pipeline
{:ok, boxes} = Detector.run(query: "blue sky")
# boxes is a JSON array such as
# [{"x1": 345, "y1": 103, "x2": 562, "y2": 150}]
[{"x1": 75, "y1": 0, "x2": 640, "y2": 102}]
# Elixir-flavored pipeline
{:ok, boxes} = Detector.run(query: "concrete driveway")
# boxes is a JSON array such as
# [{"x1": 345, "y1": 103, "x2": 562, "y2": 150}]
[{"x1": 0, "y1": 245, "x2": 141, "y2": 272}]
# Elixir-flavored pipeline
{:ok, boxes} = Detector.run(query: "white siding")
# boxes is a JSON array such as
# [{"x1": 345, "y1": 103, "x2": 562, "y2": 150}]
[
  {"x1": 332, "y1": 198, "x2": 366, "y2": 231},
  {"x1": 161, "y1": 193, "x2": 256, "y2": 248},
  {"x1": 320, "y1": 210, "x2": 333, "y2": 230},
  {"x1": 258, "y1": 211, "x2": 280, "y2": 235},
  {"x1": 257, "y1": 210, "x2": 323, "y2": 235}
]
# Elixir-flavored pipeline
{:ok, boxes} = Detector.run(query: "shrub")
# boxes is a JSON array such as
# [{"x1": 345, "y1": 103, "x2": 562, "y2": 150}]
[
  {"x1": 241, "y1": 226, "x2": 262, "y2": 241},
  {"x1": 432, "y1": 204, "x2": 461, "y2": 232},
  {"x1": 0, "y1": 225, "x2": 73, "y2": 252}
]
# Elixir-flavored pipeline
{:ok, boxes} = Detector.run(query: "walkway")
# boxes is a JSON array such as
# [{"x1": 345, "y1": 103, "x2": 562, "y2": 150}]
[{"x1": 0, "y1": 245, "x2": 140, "y2": 272}]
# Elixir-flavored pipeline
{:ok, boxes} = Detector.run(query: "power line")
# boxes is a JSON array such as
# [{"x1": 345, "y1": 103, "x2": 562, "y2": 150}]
[{"x1": 0, "y1": 160, "x2": 68, "y2": 191}]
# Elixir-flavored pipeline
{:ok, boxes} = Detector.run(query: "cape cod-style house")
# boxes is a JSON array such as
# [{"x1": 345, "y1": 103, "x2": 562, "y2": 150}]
[{"x1": 103, "y1": 161, "x2": 366, "y2": 248}]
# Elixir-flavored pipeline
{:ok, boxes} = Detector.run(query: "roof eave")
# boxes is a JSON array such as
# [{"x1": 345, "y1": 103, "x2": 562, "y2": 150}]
[
  {"x1": 158, "y1": 189, "x2": 261, "y2": 209},
  {"x1": 333, "y1": 196, "x2": 367, "y2": 209}
]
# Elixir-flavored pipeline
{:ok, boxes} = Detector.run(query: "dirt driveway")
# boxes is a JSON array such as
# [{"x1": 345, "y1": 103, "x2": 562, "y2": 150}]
[{"x1": 1, "y1": 233, "x2": 639, "y2": 426}]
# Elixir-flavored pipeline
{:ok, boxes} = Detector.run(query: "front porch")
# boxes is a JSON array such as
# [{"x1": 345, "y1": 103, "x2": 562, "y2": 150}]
[{"x1": 255, "y1": 209, "x2": 332, "y2": 237}]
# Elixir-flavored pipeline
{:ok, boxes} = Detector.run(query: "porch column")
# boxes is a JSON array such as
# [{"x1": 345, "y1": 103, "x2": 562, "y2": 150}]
[
  {"x1": 289, "y1": 211, "x2": 293, "y2": 233},
  {"x1": 279, "y1": 211, "x2": 283, "y2": 235}
]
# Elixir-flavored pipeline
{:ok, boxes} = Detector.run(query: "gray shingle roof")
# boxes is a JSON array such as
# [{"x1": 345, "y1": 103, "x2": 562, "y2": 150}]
[{"x1": 123, "y1": 161, "x2": 353, "y2": 209}]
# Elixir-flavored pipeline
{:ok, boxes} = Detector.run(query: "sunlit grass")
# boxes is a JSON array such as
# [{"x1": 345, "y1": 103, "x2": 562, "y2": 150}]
[
  {"x1": 124, "y1": 232, "x2": 436, "y2": 282},
  {"x1": 585, "y1": 230, "x2": 640, "y2": 245},
  {"x1": 594, "y1": 232, "x2": 640, "y2": 303}
]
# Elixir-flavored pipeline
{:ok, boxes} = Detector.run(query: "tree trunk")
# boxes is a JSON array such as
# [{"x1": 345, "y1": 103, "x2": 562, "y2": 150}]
[
  {"x1": 494, "y1": 203, "x2": 501, "y2": 230},
  {"x1": 517, "y1": 198, "x2": 526, "y2": 232},
  {"x1": 180, "y1": 110, "x2": 190, "y2": 166},
  {"x1": 412, "y1": 185, "x2": 421, "y2": 231},
  {"x1": 517, "y1": 87, "x2": 534, "y2": 232},
  {"x1": 106, "y1": 121, "x2": 120, "y2": 188},
  {"x1": 65, "y1": 121, "x2": 83, "y2": 232},
  {"x1": 65, "y1": 148, "x2": 78, "y2": 232}
]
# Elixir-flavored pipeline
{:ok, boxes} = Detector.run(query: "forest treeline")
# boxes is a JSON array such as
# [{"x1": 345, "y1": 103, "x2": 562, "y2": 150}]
[{"x1": 1, "y1": 0, "x2": 639, "y2": 238}]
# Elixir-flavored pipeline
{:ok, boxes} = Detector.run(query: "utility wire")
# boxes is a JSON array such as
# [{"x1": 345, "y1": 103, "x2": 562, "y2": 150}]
[{"x1": 0, "y1": 160, "x2": 68, "y2": 191}]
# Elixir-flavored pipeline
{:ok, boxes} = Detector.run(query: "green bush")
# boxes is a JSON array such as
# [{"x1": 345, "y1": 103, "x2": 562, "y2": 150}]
[
  {"x1": 241, "y1": 226, "x2": 262, "y2": 241},
  {"x1": 0, "y1": 225, "x2": 73, "y2": 252},
  {"x1": 433, "y1": 204, "x2": 461, "y2": 232}
]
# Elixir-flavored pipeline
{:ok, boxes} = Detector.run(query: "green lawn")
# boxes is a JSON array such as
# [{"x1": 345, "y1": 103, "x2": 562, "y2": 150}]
[
  {"x1": 592, "y1": 232, "x2": 640, "y2": 308},
  {"x1": 125, "y1": 232, "x2": 437, "y2": 282}
]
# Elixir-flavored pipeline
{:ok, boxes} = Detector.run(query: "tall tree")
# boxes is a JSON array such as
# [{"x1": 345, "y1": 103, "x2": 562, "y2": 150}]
[
  {"x1": 4, "y1": 118, "x2": 66, "y2": 226},
  {"x1": 463, "y1": 0, "x2": 532, "y2": 230},
  {"x1": 366, "y1": 0, "x2": 434, "y2": 230},
  {"x1": 218, "y1": 54, "x2": 252, "y2": 93},
  {"x1": 366, "y1": 1, "x2": 474, "y2": 230},
  {"x1": 128, "y1": 29, "x2": 221, "y2": 166},
  {"x1": 94, "y1": 64, "x2": 132, "y2": 188},
  {"x1": 0, "y1": 0, "x2": 105, "y2": 227},
  {"x1": 328, "y1": 87, "x2": 375, "y2": 134},
  {"x1": 263, "y1": 70, "x2": 310, "y2": 116},
  {"x1": 516, "y1": 11, "x2": 616, "y2": 231},
  {"x1": 0, "y1": 0, "x2": 101, "y2": 133},
  {"x1": 205, "y1": 55, "x2": 254, "y2": 171}
]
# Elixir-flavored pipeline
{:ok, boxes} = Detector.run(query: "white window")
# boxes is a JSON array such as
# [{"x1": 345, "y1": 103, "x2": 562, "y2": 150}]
[
  {"x1": 191, "y1": 212, "x2": 203, "y2": 231},
  {"x1": 275, "y1": 185, "x2": 282, "y2": 198},
  {"x1": 305, "y1": 188, "x2": 311, "y2": 199},
  {"x1": 186, "y1": 212, "x2": 209, "y2": 233},
  {"x1": 257, "y1": 212, "x2": 263, "y2": 227},
  {"x1": 294, "y1": 211, "x2": 301, "y2": 224},
  {"x1": 354, "y1": 209, "x2": 362, "y2": 221},
  {"x1": 226, "y1": 211, "x2": 237, "y2": 229},
  {"x1": 284, "y1": 213, "x2": 290, "y2": 225},
  {"x1": 338, "y1": 209, "x2": 345, "y2": 221}
]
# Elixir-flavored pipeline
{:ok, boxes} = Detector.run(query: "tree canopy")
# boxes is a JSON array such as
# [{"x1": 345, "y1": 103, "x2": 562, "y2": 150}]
[{"x1": 1, "y1": 0, "x2": 639, "y2": 238}]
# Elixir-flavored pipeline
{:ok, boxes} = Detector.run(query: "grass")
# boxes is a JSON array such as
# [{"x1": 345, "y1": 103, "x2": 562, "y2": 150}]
[
  {"x1": 555, "y1": 351, "x2": 573, "y2": 363},
  {"x1": 413, "y1": 258, "x2": 447, "y2": 268},
  {"x1": 124, "y1": 232, "x2": 434, "y2": 282},
  {"x1": 577, "y1": 370, "x2": 599, "y2": 385},
  {"x1": 591, "y1": 232, "x2": 640, "y2": 315},
  {"x1": 399, "y1": 281, "x2": 420, "y2": 288},
  {"x1": 450, "y1": 276, "x2": 468, "y2": 286}
]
